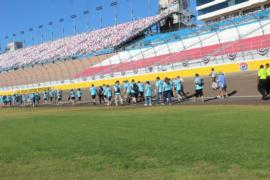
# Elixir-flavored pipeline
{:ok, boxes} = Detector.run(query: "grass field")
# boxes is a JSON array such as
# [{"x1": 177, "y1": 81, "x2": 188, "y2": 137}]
[{"x1": 0, "y1": 105, "x2": 270, "y2": 180}]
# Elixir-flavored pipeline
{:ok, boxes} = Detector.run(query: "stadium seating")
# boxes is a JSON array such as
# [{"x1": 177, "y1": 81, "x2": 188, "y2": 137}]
[
  {"x1": 75, "y1": 34, "x2": 270, "y2": 77},
  {"x1": 72, "y1": 8, "x2": 270, "y2": 79},
  {"x1": 128, "y1": 8, "x2": 270, "y2": 49},
  {"x1": 0, "y1": 15, "x2": 165, "y2": 71},
  {"x1": 1, "y1": 8, "x2": 270, "y2": 91}
]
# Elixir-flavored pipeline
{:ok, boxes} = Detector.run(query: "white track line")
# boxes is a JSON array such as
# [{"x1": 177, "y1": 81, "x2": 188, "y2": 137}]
[{"x1": 204, "y1": 95, "x2": 261, "y2": 99}]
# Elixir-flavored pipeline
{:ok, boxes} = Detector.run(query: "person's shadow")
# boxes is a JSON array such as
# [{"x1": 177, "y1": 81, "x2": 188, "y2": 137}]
[{"x1": 204, "y1": 90, "x2": 238, "y2": 102}]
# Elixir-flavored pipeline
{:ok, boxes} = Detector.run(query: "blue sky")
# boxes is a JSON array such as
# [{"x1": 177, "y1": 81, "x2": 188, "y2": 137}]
[{"x1": 0, "y1": 0, "x2": 197, "y2": 51}]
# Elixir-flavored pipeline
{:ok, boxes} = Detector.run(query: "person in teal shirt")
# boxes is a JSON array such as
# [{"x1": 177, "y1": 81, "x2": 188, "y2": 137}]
[
  {"x1": 113, "y1": 81, "x2": 123, "y2": 106},
  {"x1": 0, "y1": 96, "x2": 4, "y2": 108},
  {"x1": 194, "y1": 74, "x2": 204, "y2": 102},
  {"x1": 43, "y1": 91, "x2": 48, "y2": 104},
  {"x1": 89, "y1": 84, "x2": 97, "y2": 104},
  {"x1": 155, "y1": 77, "x2": 163, "y2": 104},
  {"x1": 21, "y1": 95, "x2": 27, "y2": 107},
  {"x1": 69, "y1": 89, "x2": 76, "y2": 105},
  {"x1": 104, "y1": 85, "x2": 112, "y2": 106},
  {"x1": 144, "y1": 81, "x2": 152, "y2": 106},
  {"x1": 137, "y1": 81, "x2": 144, "y2": 102},
  {"x1": 6, "y1": 95, "x2": 11, "y2": 107},
  {"x1": 123, "y1": 80, "x2": 130, "y2": 96},
  {"x1": 49, "y1": 90, "x2": 54, "y2": 104},
  {"x1": 129, "y1": 80, "x2": 137, "y2": 104},
  {"x1": 34, "y1": 93, "x2": 40, "y2": 107},
  {"x1": 29, "y1": 93, "x2": 35, "y2": 107},
  {"x1": 173, "y1": 76, "x2": 183, "y2": 102},
  {"x1": 76, "y1": 89, "x2": 82, "y2": 102},
  {"x1": 56, "y1": 90, "x2": 63, "y2": 106},
  {"x1": 163, "y1": 77, "x2": 173, "y2": 105},
  {"x1": 11, "y1": 95, "x2": 16, "y2": 106}
]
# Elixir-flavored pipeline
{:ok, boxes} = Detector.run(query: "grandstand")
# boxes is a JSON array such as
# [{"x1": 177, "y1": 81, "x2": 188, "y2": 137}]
[{"x1": 0, "y1": 1, "x2": 270, "y2": 95}]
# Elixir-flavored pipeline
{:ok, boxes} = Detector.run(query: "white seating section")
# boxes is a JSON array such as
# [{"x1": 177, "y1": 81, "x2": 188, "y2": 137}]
[{"x1": 0, "y1": 15, "x2": 165, "y2": 70}]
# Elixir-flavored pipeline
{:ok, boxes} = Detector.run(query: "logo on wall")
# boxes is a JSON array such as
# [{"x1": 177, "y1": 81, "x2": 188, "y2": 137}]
[
  {"x1": 148, "y1": 66, "x2": 153, "y2": 72},
  {"x1": 257, "y1": 48, "x2": 269, "y2": 56},
  {"x1": 133, "y1": 69, "x2": 138, "y2": 74},
  {"x1": 227, "y1": 53, "x2": 237, "y2": 60},
  {"x1": 182, "y1": 61, "x2": 189, "y2": 67},
  {"x1": 240, "y1": 62, "x2": 248, "y2": 71},
  {"x1": 202, "y1": 57, "x2": 210, "y2": 64}
]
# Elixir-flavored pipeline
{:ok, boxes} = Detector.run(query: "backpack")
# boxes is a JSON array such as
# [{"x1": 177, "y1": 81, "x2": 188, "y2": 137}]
[
  {"x1": 197, "y1": 78, "x2": 204, "y2": 86},
  {"x1": 98, "y1": 88, "x2": 103, "y2": 95},
  {"x1": 133, "y1": 83, "x2": 139, "y2": 93},
  {"x1": 115, "y1": 86, "x2": 120, "y2": 93}
]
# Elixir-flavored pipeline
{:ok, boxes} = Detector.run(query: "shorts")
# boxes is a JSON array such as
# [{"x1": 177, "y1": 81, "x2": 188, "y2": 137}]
[
  {"x1": 195, "y1": 89, "x2": 203, "y2": 97},
  {"x1": 131, "y1": 93, "x2": 136, "y2": 97},
  {"x1": 78, "y1": 97, "x2": 82, "y2": 101},
  {"x1": 170, "y1": 90, "x2": 173, "y2": 97},
  {"x1": 71, "y1": 97, "x2": 75, "y2": 100},
  {"x1": 58, "y1": 98, "x2": 62, "y2": 101},
  {"x1": 92, "y1": 95, "x2": 96, "y2": 99},
  {"x1": 139, "y1": 92, "x2": 144, "y2": 97},
  {"x1": 220, "y1": 85, "x2": 227, "y2": 91}
]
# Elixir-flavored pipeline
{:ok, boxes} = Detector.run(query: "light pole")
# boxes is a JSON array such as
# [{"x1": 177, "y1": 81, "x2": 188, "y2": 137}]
[
  {"x1": 130, "y1": 0, "x2": 134, "y2": 20},
  {"x1": 0, "y1": 38, "x2": 1, "y2": 52},
  {"x1": 83, "y1": 10, "x2": 90, "y2": 30},
  {"x1": 148, "y1": 0, "x2": 151, "y2": 16},
  {"x1": 48, "y1": 21, "x2": 54, "y2": 41},
  {"x1": 29, "y1": 28, "x2": 34, "y2": 45},
  {"x1": 111, "y1": 1, "x2": 118, "y2": 25},
  {"x1": 96, "y1": 6, "x2": 103, "y2": 28},
  {"x1": 20, "y1": 31, "x2": 25, "y2": 46},
  {"x1": 4, "y1": 35, "x2": 9, "y2": 50},
  {"x1": 38, "y1": 25, "x2": 44, "y2": 43},
  {"x1": 12, "y1": 33, "x2": 16, "y2": 42},
  {"x1": 59, "y1": 18, "x2": 65, "y2": 38},
  {"x1": 71, "y1": 14, "x2": 77, "y2": 34}
]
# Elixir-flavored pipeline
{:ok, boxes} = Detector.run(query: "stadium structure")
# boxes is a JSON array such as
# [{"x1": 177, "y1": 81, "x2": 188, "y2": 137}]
[{"x1": 0, "y1": 0, "x2": 270, "y2": 95}]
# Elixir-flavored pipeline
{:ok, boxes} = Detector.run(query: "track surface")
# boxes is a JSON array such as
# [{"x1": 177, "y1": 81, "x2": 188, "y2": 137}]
[{"x1": 30, "y1": 70, "x2": 270, "y2": 107}]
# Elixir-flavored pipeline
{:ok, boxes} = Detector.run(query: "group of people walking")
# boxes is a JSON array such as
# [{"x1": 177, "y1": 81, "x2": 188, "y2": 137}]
[
  {"x1": 210, "y1": 68, "x2": 228, "y2": 99},
  {"x1": 1, "y1": 65, "x2": 270, "y2": 108},
  {"x1": 0, "y1": 90, "x2": 64, "y2": 108},
  {"x1": 83, "y1": 76, "x2": 188, "y2": 107},
  {"x1": 0, "y1": 68, "x2": 232, "y2": 108}
]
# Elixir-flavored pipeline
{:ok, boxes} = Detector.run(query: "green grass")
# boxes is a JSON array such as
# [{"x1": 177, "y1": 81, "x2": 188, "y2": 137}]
[{"x1": 0, "y1": 105, "x2": 270, "y2": 180}]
